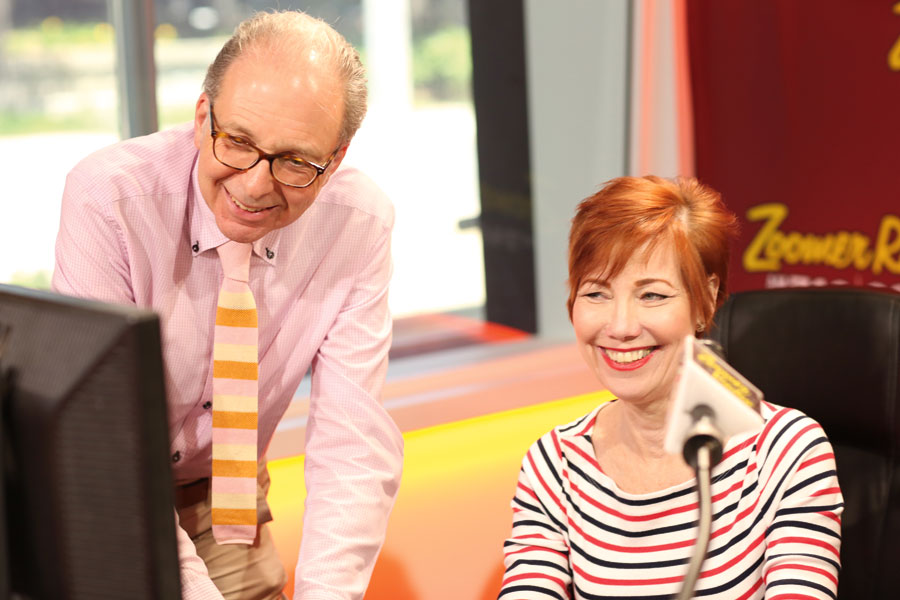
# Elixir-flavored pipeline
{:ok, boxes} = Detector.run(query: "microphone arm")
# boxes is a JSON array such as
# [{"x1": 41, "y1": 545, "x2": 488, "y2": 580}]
[{"x1": 676, "y1": 404, "x2": 724, "y2": 600}]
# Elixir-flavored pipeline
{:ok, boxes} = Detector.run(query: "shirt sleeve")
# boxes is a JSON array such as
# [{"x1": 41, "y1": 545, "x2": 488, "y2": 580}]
[
  {"x1": 499, "y1": 433, "x2": 573, "y2": 600},
  {"x1": 763, "y1": 417, "x2": 843, "y2": 599},
  {"x1": 51, "y1": 168, "x2": 135, "y2": 304},
  {"x1": 175, "y1": 510, "x2": 226, "y2": 600},
  {"x1": 293, "y1": 213, "x2": 404, "y2": 600}
]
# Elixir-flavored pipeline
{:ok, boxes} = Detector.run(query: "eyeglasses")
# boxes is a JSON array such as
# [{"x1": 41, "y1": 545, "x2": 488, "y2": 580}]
[{"x1": 208, "y1": 104, "x2": 339, "y2": 188}]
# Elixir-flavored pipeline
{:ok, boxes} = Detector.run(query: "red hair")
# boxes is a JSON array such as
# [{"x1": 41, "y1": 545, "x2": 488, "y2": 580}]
[{"x1": 567, "y1": 176, "x2": 738, "y2": 332}]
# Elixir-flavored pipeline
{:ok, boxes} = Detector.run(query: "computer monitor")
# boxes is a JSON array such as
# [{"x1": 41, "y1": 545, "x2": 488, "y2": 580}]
[{"x1": 0, "y1": 284, "x2": 181, "y2": 599}]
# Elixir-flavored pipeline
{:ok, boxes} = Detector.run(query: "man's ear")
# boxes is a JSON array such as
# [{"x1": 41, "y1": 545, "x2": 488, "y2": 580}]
[{"x1": 193, "y1": 94, "x2": 211, "y2": 150}]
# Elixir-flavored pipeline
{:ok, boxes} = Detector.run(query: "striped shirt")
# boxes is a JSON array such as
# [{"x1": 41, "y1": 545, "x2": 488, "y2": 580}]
[{"x1": 500, "y1": 401, "x2": 843, "y2": 600}]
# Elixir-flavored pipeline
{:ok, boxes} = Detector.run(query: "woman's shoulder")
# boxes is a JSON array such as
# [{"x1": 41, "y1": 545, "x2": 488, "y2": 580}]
[
  {"x1": 523, "y1": 402, "x2": 608, "y2": 464},
  {"x1": 754, "y1": 401, "x2": 833, "y2": 459}
]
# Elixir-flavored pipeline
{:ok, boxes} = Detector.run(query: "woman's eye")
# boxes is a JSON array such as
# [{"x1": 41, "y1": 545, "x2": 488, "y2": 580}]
[
  {"x1": 642, "y1": 292, "x2": 669, "y2": 301},
  {"x1": 583, "y1": 290, "x2": 609, "y2": 300}
]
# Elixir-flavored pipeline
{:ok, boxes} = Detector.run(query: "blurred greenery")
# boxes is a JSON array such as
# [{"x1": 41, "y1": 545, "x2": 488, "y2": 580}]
[
  {"x1": 4, "y1": 18, "x2": 115, "y2": 52},
  {"x1": 413, "y1": 26, "x2": 472, "y2": 102},
  {"x1": 8, "y1": 270, "x2": 51, "y2": 290},
  {"x1": 0, "y1": 21, "x2": 472, "y2": 135}
]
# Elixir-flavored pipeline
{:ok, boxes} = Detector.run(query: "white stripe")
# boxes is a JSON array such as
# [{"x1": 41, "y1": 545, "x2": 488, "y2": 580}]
[
  {"x1": 211, "y1": 492, "x2": 257, "y2": 509},
  {"x1": 213, "y1": 394, "x2": 258, "y2": 412},
  {"x1": 218, "y1": 290, "x2": 256, "y2": 310},
  {"x1": 212, "y1": 443, "x2": 257, "y2": 461},
  {"x1": 213, "y1": 343, "x2": 258, "y2": 362}
]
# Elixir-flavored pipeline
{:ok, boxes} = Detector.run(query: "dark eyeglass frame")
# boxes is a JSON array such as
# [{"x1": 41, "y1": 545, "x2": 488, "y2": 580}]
[{"x1": 208, "y1": 104, "x2": 340, "y2": 189}]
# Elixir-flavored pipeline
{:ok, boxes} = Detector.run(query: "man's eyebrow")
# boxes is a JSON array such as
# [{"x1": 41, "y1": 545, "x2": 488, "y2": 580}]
[{"x1": 221, "y1": 120, "x2": 322, "y2": 159}]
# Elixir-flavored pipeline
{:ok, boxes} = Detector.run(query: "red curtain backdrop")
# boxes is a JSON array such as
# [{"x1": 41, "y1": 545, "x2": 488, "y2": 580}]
[{"x1": 687, "y1": 0, "x2": 900, "y2": 293}]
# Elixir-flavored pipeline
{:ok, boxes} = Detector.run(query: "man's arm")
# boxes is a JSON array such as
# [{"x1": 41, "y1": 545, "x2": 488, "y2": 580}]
[
  {"x1": 52, "y1": 170, "x2": 134, "y2": 303},
  {"x1": 294, "y1": 213, "x2": 404, "y2": 600}
]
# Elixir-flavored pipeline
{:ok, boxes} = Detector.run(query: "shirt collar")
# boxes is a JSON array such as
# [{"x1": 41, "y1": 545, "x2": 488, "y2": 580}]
[{"x1": 188, "y1": 158, "x2": 281, "y2": 266}]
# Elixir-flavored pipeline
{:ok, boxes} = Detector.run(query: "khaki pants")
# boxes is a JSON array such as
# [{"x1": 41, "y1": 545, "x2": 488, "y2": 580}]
[{"x1": 175, "y1": 463, "x2": 288, "y2": 600}]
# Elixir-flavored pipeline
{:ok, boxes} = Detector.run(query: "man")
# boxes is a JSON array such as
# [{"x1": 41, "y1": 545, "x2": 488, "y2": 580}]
[{"x1": 52, "y1": 10, "x2": 403, "y2": 600}]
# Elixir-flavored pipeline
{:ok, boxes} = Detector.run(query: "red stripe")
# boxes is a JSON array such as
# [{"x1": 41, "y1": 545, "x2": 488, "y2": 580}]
[
  {"x1": 734, "y1": 576, "x2": 764, "y2": 600},
  {"x1": 756, "y1": 406, "x2": 789, "y2": 450},
  {"x1": 562, "y1": 438, "x2": 603, "y2": 472},
  {"x1": 767, "y1": 536, "x2": 840, "y2": 557},
  {"x1": 699, "y1": 533, "x2": 765, "y2": 577},
  {"x1": 722, "y1": 434, "x2": 756, "y2": 461},
  {"x1": 551, "y1": 428, "x2": 564, "y2": 460},
  {"x1": 573, "y1": 561, "x2": 681, "y2": 586},
  {"x1": 517, "y1": 481, "x2": 539, "y2": 502},
  {"x1": 505, "y1": 544, "x2": 568, "y2": 559},
  {"x1": 799, "y1": 452, "x2": 834, "y2": 470},
  {"x1": 573, "y1": 411, "x2": 598, "y2": 437},
  {"x1": 570, "y1": 479, "x2": 697, "y2": 522},
  {"x1": 567, "y1": 515, "x2": 694, "y2": 553},
  {"x1": 526, "y1": 450, "x2": 565, "y2": 513}
]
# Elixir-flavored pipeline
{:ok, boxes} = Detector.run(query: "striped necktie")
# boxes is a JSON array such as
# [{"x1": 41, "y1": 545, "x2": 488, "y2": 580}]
[{"x1": 211, "y1": 240, "x2": 258, "y2": 544}]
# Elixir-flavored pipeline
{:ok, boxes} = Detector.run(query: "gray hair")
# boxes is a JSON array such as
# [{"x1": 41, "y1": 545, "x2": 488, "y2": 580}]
[{"x1": 202, "y1": 10, "x2": 368, "y2": 144}]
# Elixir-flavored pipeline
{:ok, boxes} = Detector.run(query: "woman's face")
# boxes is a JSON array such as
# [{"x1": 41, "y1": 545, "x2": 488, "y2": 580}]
[{"x1": 572, "y1": 241, "x2": 696, "y2": 408}]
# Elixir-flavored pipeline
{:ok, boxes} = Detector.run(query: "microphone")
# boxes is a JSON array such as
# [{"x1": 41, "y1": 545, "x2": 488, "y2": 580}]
[
  {"x1": 665, "y1": 336, "x2": 765, "y2": 600},
  {"x1": 663, "y1": 335, "x2": 764, "y2": 469}
]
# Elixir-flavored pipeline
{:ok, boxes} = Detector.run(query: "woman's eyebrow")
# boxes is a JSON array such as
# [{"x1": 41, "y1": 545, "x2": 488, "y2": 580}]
[{"x1": 635, "y1": 277, "x2": 675, "y2": 287}]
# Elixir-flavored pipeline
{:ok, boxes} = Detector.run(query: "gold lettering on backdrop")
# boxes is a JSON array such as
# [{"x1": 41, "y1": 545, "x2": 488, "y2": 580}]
[
  {"x1": 890, "y1": 3, "x2": 900, "y2": 70},
  {"x1": 742, "y1": 203, "x2": 900, "y2": 275}
]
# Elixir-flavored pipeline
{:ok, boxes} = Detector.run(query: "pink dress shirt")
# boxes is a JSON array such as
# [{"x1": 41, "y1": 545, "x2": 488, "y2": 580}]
[{"x1": 52, "y1": 123, "x2": 404, "y2": 600}]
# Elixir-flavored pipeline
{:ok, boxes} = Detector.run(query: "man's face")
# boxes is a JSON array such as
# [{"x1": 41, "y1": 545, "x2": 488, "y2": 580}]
[{"x1": 193, "y1": 47, "x2": 346, "y2": 243}]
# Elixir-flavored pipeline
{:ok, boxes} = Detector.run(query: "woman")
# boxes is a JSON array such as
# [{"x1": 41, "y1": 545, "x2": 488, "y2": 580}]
[{"x1": 498, "y1": 176, "x2": 842, "y2": 599}]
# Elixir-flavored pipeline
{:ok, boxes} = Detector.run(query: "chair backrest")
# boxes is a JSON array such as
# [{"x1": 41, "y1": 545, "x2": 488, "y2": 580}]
[{"x1": 710, "y1": 287, "x2": 900, "y2": 599}]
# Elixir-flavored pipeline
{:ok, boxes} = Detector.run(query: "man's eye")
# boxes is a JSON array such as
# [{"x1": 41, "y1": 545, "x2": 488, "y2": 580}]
[{"x1": 226, "y1": 136, "x2": 251, "y2": 147}]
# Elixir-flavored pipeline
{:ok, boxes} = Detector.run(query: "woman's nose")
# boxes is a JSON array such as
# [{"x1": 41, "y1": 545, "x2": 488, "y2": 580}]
[{"x1": 606, "y1": 299, "x2": 641, "y2": 339}]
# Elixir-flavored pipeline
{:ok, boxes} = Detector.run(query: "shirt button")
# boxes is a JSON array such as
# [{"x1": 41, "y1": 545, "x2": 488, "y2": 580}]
[
  {"x1": 172, "y1": 451, "x2": 181, "y2": 463},
  {"x1": 203, "y1": 401, "x2": 212, "y2": 410},
  {"x1": 192, "y1": 242, "x2": 199, "y2": 252},
  {"x1": 266, "y1": 248, "x2": 274, "y2": 259}
]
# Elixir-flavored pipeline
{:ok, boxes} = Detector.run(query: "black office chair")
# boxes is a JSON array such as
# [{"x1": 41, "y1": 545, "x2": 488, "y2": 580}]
[{"x1": 710, "y1": 287, "x2": 900, "y2": 599}]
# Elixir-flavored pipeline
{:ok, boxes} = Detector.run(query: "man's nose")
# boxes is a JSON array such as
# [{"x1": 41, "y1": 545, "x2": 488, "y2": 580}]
[{"x1": 242, "y1": 159, "x2": 277, "y2": 196}]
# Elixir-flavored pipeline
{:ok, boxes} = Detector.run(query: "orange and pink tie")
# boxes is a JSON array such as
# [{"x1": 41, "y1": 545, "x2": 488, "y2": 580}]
[{"x1": 211, "y1": 240, "x2": 258, "y2": 544}]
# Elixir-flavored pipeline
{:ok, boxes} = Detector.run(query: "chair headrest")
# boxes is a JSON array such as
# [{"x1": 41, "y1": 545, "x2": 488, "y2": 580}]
[{"x1": 710, "y1": 287, "x2": 900, "y2": 453}]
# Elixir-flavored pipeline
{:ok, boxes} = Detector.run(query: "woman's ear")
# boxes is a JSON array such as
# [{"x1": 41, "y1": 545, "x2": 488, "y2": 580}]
[
  {"x1": 697, "y1": 275, "x2": 720, "y2": 334},
  {"x1": 707, "y1": 274, "x2": 720, "y2": 305}
]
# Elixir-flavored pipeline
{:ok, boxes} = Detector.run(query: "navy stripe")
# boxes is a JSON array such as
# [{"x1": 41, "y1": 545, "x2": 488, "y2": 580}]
[
  {"x1": 767, "y1": 578, "x2": 837, "y2": 600},
  {"x1": 498, "y1": 584, "x2": 567, "y2": 600},
  {"x1": 507, "y1": 558, "x2": 570, "y2": 576}
]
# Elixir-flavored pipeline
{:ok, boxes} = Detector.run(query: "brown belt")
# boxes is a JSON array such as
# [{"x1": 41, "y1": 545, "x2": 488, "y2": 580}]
[{"x1": 174, "y1": 478, "x2": 210, "y2": 509}]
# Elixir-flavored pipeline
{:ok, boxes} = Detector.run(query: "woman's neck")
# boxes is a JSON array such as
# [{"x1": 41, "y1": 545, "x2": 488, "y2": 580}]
[{"x1": 593, "y1": 398, "x2": 694, "y2": 493}]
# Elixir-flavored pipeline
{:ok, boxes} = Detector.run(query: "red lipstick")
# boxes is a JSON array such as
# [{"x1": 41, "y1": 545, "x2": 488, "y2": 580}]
[{"x1": 600, "y1": 347, "x2": 656, "y2": 371}]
